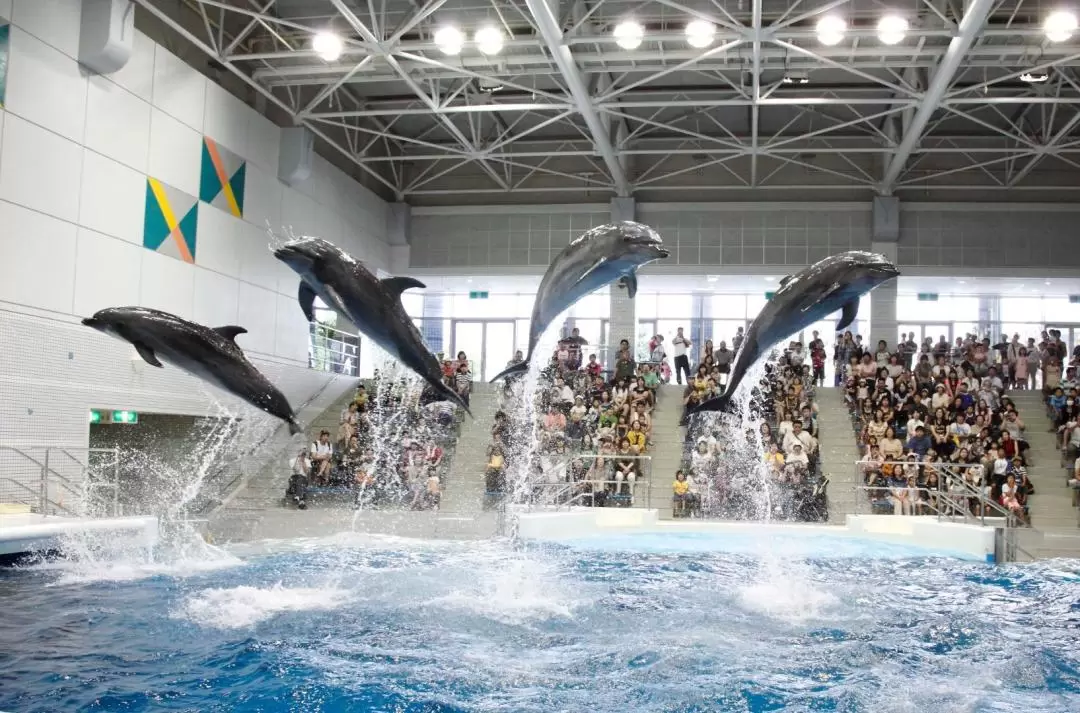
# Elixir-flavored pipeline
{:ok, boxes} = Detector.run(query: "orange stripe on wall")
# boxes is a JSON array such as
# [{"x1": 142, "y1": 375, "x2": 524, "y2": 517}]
[{"x1": 204, "y1": 138, "x2": 242, "y2": 217}]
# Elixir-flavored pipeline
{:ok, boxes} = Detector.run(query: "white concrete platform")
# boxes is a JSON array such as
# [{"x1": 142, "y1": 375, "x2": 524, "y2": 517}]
[
  {"x1": 0, "y1": 513, "x2": 159, "y2": 559},
  {"x1": 512, "y1": 508, "x2": 1002, "y2": 562}
]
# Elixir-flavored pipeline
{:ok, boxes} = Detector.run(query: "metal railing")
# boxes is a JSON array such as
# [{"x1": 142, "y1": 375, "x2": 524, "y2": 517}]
[
  {"x1": 0, "y1": 445, "x2": 121, "y2": 517},
  {"x1": 486, "y1": 453, "x2": 654, "y2": 508},
  {"x1": 309, "y1": 322, "x2": 360, "y2": 376}
]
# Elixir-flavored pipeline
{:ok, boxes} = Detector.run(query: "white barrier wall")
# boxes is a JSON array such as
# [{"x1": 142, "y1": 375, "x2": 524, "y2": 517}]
[{"x1": 0, "y1": 1, "x2": 388, "y2": 448}]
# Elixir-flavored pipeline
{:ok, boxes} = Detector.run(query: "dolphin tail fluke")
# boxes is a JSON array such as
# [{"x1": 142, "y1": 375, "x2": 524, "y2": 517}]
[
  {"x1": 680, "y1": 393, "x2": 733, "y2": 426},
  {"x1": 489, "y1": 360, "x2": 529, "y2": 383}
]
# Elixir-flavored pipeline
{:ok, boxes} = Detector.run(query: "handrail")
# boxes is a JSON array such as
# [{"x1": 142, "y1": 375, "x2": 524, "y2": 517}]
[
  {"x1": 0, "y1": 477, "x2": 77, "y2": 516},
  {"x1": 0, "y1": 445, "x2": 81, "y2": 487}
]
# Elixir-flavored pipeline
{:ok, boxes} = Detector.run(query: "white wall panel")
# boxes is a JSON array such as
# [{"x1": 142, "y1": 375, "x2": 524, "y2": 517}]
[
  {"x1": 193, "y1": 267, "x2": 240, "y2": 328},
  {"x1": 0, "y1": 201, "x2": 77, "y2": 313},
  {"x1": 84, "y1": 76, "x2": 151, "y2": 172},
  {"x1": 79, "y1": 149, "x2": 144, "y2": 244},
  {"x1": 0, "y1": 1, "x2": 12, "y2": 22},
  {"x1": 203, "y1": 80, "x2": 248, "y2": 156},
  {"x1": 4, "y1": 26, "x2": 86, "y2": 142},
  {"x1": 151, "y1": 44, "x2": 206, "y2": 132},
  {"x1": 195, "y1": 203, "x2": 241, "y2": 277},
  {"x1": 280, "y1": 186, "x2": 317, "y2": 236},
  {"x1": 241, "y1": 162, "x2": 282, "y2": 231},
  {"x1": 140, "y1": 250, "x2": 195, "y2": 319},
  {"x1": 147, "y1": 107, "x2": 202, "y2": 197},
  {"x1": 246, "y1": 111, "x2": 280, "y2": 173},
  {"x1": 237, "y1": 282, "x2": 277, "y2": 355},
  {"x1": 108, "y1": 29, "x2": 155, "y2": 102},
  {"x1": 0, "y1": 113, "x2": 83, "y2": 222},
  {"x1": 11, "y1": 0, "x2": 80, "y2": 57},
  {"x1": 274, "y1": 293, "x2": 309, "y2": 363},
  {"x1": 72, "y1": 228, "x2": 142, "y2": 316},
  {"x1": 236, "y1": 219, "x2": 283, "y2": 293}
]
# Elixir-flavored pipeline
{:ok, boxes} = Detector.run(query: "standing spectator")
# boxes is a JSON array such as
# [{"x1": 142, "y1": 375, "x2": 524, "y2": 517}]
[
  {"x1": 286, "y1": 447, "x2": 312, "y2": 508},
  {"x1": 310, "y1": 430, "x2": 334, "y2": 486},
  {"x1": 732, "y1": 326, "x2": 745, "y2": 353},
  {"x1": 454, "y1": 361, "x2": 472, "y2": 407},
  {"x1": 672, "y1": 327, "x2": 692, "y2": 384}
]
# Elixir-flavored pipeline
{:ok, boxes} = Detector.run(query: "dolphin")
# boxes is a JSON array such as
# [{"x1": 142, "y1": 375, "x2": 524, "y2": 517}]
[
  {"x1": 82, "y1": 307, "x2": 303, "y2": 434},
  {"x1": 489, "y1": 221, "x2": 670, "y2": 382},
  {"x1": 273, "y1": 237, "x2": 472, "y2": 416},
  {"x1": 688, "y1": 250, "x2": 900, "y2": 419}
]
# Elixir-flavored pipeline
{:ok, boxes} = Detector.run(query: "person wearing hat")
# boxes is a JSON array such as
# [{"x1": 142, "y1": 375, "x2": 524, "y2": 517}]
[{"x1": 931, "y1": 383, "x2": 951, "y2": 410}]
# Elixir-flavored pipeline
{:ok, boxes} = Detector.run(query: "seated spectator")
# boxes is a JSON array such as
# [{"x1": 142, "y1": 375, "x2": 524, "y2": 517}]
[
  {"x1": 627, "y1": 420, "x2": 647, "y2": 453},
  {"x1": 672, "y1": 469, "x2": 692, "y2": 517},
  {"x1": 614, "y1": 438, "x2": 638, "y2": 497},
  {"x1": 310, "y1": 430, "x2": 334, "y2": 486},
  {"x1": 286, "y1": 447, "x2": 311, "y2": 509}
]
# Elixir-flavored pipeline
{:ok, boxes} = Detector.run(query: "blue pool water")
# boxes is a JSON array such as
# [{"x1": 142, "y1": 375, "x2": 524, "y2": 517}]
[{"x1": 2, "y1": 531, "x2": 1079, "y2": 712}]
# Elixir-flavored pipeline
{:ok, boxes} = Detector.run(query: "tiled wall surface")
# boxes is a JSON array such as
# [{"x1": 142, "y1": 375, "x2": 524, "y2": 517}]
[
  {"x1": 410, "y1": 203, "x2": 1080, "y2": 271},
  {"x1": 0, "y1": 0, "x2": 390, "y2": 365},
  {"x1": 0, "y1": 0, "x2": 385, "y2": 448}
]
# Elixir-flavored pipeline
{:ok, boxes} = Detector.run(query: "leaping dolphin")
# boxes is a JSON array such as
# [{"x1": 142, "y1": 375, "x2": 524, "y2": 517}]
[
  {"x1": 82, "y1": 307, "x2": 303, "y2": 434},
  {"x1": 273, "y1": 237, "x2": 472, "y2": 416},
  {"x1": 489, "y1": 221, "x2": 670, "y2": 382},
  {"x1": 688, "y1": 250, "x2": 900, "y2": 419}
]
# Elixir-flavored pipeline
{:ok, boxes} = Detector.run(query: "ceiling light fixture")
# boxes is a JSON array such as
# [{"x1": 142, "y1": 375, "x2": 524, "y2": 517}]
[
  {"x1": 433, "y1": 26, "x2": 465, "y2": 56},
  {"x1": 1021, "y1": 70, "x2": 1050, "y2": 83},
  {"x1": 782, "y1": 71, "x2": 809, "y2": 84},
  {"x1": 312, "y1": 31, "x2": 344, "y2": 62},
  {"x1": 474, "y1": 25, "x2": 504, "y2": 55},
  {"x1": 613, "y1": 19, "x2": 645, "y2": 50},
  {"x1": 877, "y1": 15, "x2": 909, "y2": 45},
  {"x1": 1044, "y1": 10, "x2": 1078, "y2": 42},
  {"x1": 816, "y1": 16, "x2": 846, "y2": 46},
  {"x1": 685, "y1": 19, "x2": 715, "y2": 48}
]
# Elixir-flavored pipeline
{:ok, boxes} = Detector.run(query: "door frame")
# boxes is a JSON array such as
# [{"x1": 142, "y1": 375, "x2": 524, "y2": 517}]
[{"x1": 450, "y1": 319, "x2": 517, "y2": 380}]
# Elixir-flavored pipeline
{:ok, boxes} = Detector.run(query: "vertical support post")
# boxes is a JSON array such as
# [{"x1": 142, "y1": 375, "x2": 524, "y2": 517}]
[
  {"x1": 608, "y1": 197, "x2": 637, "y2": 365},
  {"x1": 41, "y1": 450, "x2": 50, "y2": 516},
  {"x1": 869, "y1": 241, "x2": 899, "y2": 349}
]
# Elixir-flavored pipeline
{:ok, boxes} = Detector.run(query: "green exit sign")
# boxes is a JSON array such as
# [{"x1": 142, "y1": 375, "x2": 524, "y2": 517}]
[
  {"x1": 917, "y1": 293, "x2": 939, "y2": 302},
  {"x1": 89, "y1": 409, "x2": 102, "y2": 423},
  {"x1": 112, "y1": 410, "x2": 139, "y2": 424},
  {"x1": 765, "y1": 291, "x2": 776, "y2": 300},
  {"x1": 469, "y1": 290, "x2": 489, "y2": 299}
]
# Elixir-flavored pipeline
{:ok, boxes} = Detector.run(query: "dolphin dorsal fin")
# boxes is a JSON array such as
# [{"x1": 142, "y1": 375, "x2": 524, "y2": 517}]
[
  {"x1": 779, "y1": 274, "x2": 793, "y2": 287},
  {"x1": 381, "y1": 276, "x2": 426, "y2": 297},
  {"x1": 213, "y1": 325, "x2": 248, "y2": 343}
]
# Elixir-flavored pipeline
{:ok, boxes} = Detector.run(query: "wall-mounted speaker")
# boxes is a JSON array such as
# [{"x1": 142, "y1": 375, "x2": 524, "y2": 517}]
[{"x1": 79, "y1": 0, "x2": 134, "y2": 75}]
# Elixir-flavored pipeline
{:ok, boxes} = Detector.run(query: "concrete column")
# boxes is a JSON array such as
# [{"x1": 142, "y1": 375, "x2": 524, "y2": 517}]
[
  {"x1": 608, "y1": 198, "x2": 637, "y2": 359},
  {"x1": 869, "y1": 241, "x2": 899, "y2": 349},
  {"x1": 388, "y1": 202, "x2": 411, "y2": 273},
  {"x1": 979, "y1": 295, "x2": 1001, "y2": 341}
]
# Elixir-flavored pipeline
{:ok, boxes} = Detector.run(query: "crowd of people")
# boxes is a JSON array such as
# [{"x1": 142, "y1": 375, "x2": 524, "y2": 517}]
[
  {"x1": 846, "y1": 331, "x2": 1037, "y2": 522},
  {"x1": 285, "y1": 370, "x2": 464, "y2": 510},
  {"x1": 676, "y1": 330, "x2": 828, "y2": 521},
  {"x1": 484, "y1": 328, "x2": 664, "y2": 508}
]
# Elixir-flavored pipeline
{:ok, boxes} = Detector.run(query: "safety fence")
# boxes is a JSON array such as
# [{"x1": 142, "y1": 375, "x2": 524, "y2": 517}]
[
  {"x1": 309, "y1": 322, "x2": 360, "y2": 376},
  {"x1": 0, "y1": 445, "x2": 121, "y2": 517}
]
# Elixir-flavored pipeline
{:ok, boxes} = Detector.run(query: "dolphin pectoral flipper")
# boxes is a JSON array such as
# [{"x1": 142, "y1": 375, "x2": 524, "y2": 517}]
[
  {"x1": 381, "y1": 276, "x2": 426, "y2": 296},
  {"x1": 213, "y1": 326, "x2": 248, "y2": 343},
  {"x1": 837, "y1": 297, "x2": 860, "y2": 331},
  {"x1": 621, "y1": 272, "x2": 639, "y2": 299},
  {"x1": 134, "y1": 342, "x2": 164, "y2": 368},
  {"x1": 298, "y1": 282, "x2": 317, "y2": 322}
]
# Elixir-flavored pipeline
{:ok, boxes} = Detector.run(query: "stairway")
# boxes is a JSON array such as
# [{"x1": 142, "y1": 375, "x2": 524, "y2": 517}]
[
  {"x1": 439, "y1": 382, "x2": 499, "y2": 515},
  {"x1": 815, "y1": 387, "x2": 863, "y2": 523},
  {"x1": 646, "y1": 384, "x2": 689, "y2": 519},
  {"x1": 1007, "y1": 391, "x2": 1080, "y2": 557}
]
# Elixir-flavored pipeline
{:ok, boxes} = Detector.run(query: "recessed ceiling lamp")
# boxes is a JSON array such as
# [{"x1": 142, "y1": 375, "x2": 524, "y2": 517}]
[
  {"x1": 782, "y1": 71, "x2": 809, "y2": 84},
  {"x1": 764, "y1": 276, "x2": 775, "y2": 282},
  {"x1": 474, "y1": 25, "x2": 504, "y2": 55},
  {"x1": 1021, "y1": 70, "x2": 1050, "y2": 83},
  {"x1": 433, "y1": 26, "x2": 465, "y2": 56},
  {"x1": 877, "y1": 15, "x2": 909, "y2": 45},
  {"x1": 613, "y1": 19, "x2": 645, "y2": 50},
  {"x1": 312, "y1": 31, "x2": 344, "y2": 62},
  {"x1": 1044, "y1": 10, "x2": 1078, "y2": 42},
  {"x1": 685, "y1": 19, "x2": 716, "y2": 48},
  {"x1": 816, "y1": 16, "x2": 846, "y2": 46}
]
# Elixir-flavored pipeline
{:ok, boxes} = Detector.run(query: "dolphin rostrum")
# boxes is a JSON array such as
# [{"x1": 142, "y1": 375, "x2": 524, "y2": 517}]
[
  {"x1": 273, "y1": 237, "x2": 472, "y2": 416},
  {"x1": 489, "y1": 221, "x2": 670, "y2": 382},
  {"x1": 689, "y1": 250, "x2": 900, "y2": 418},
  {"x1": 82, "y1": 307, "x2": 303, "y2": 434}
]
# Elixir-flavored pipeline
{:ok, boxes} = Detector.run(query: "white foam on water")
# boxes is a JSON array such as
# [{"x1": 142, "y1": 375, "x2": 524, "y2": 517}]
[
  {"x1": 427, "y1": 554, "x2": 589, "y2": 625},
  {"x1": 177, "y1": 582, "x2": 351, "y2": 629},
  {"x1": 735, "y1": 550, "x2": 839, "y2": 624},
  {"x1": 40, "y1": 537, "x2": 244, "y2": 586}
]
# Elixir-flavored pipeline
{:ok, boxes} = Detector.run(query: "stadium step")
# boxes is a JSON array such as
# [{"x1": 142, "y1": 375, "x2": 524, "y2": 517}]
[
  {"x1": 1009, "y1": 391, "x2": 1079, "y2": 542},
  {"x1": 440, "y1": 382, "x2": 500, "y2": 516},
  {"x1": 815, "y1": 387, "x2": 863, "y2": 523}
]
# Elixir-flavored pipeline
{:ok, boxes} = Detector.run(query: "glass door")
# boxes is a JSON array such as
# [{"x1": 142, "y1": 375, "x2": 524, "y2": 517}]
[
  {"x1": 1046, "y1": 324, "x2": 1080, "y2": 360},
  {"x1": 483, "y1": 321, "x2": 516, "y2": 381},
  {"x1": 899, "y1": 323, "x2": 952, "y2": 350},
  {"x1": 451, "y1": 320, "x2": 518, "y2": 381},
  {"x1": 451, "y1": 322, "x2": 483, "y2": 378}
]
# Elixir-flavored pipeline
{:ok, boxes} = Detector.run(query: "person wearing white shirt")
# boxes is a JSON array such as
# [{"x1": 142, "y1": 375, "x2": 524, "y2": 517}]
[
  {"x1": 310, "y1": 430, "x2": 334, "y2": 486},
  {"x1": 783, "y1": 421, "x2": 817, "y2": 456},
  {"x1": 931, "y1": 384, "x2": 951, "y2": 410},
  {"x1": 672, "y1": 327, "x2": 692, "y2": 385},
  {"x1": 947, "y1": 415, "x2": 971, "y2": 442}
]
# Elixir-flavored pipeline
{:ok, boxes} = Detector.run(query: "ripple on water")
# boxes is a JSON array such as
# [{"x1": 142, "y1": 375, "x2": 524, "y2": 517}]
[{"x1": 1, "y1": 535, "x2": 1079, "y2": 713}]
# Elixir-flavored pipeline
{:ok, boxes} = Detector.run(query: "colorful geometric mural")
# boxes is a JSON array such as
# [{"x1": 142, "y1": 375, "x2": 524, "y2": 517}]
[
  {"x1": 0, "y1": 23, "x2": 10, "y2": 108},
  {"x1": 143, "y1": 178, "x2": 198, "y2": 263},
  {"x1": 199, "y1": 137, "x2": 246, "y2": 218}
]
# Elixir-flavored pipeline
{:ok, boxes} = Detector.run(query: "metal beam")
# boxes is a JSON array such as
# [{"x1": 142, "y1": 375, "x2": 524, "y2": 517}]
[
  {"x1": 523, "y1": 0, "x2": 632, "y2": 195},
  {"x1": 880, "y1": 0, "x2": 998, "y2": 192},
  {"x1": 750, "y1": 0, "x2": 762, "y2": 187}
]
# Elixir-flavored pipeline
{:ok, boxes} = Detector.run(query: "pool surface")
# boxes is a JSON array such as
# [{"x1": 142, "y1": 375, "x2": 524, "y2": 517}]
[{"x1": 2, "y1": 531, "x2": 1079, "y2": 712}]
